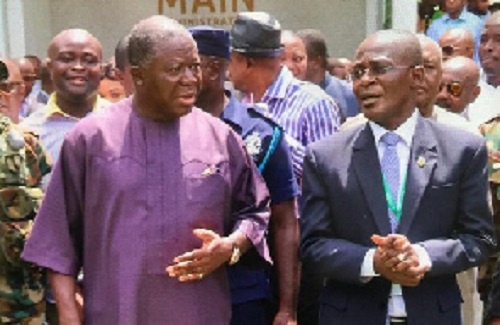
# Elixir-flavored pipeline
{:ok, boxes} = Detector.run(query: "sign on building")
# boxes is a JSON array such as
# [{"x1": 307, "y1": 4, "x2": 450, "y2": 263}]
[{"x1": 158, "y1": 0, "x2": 254, "y2": 28}]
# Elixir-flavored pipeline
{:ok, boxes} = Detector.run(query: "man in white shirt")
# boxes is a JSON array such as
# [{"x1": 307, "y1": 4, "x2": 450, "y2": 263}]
[{"x1": 436, "y1": 56, "x2": 481, "y2": 122}]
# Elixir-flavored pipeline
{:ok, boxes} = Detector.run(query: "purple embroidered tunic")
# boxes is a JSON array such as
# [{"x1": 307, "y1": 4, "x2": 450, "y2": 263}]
[{"x1": 22, "y1": 98, "x2": 271, "y2": 325}]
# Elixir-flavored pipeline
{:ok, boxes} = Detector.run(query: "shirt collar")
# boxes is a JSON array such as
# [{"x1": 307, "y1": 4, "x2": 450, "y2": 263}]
[
  {"x1": 319, "y1": 72, "x2": 331, "y2": 90},
  {"x1": 262, "y1": 66, "x2": 295, "y2": 100},
  {"x1": 221, "y1": 90, "x2": 247, "y2": 130},
  {"x1": 369, "y1": 109, "x2": 419, "y2": 148},
  {"x1": 45, "y1": 93, "x2": 102, "y2": 119},
  {"x1": 444, "y1": 8, "x2": 467, "y2": 22}
]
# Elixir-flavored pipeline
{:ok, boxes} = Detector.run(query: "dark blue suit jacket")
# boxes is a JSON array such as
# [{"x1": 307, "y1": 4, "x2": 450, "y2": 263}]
[{"x1": 300, "y1": 116, "x2": 496, "y2": 325}]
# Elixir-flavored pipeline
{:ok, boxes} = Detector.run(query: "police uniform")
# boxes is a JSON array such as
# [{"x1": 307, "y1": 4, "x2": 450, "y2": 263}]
[
  {"x1": 0, "y1": 114, "x2": 51, "y2": 325},
  {"x1": 222, "y1": 91, "x2": 299, "y2": 325}
]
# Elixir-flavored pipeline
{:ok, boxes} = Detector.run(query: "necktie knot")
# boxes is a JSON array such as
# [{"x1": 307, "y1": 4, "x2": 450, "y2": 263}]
[{"x1": 381, "y1": 132, "x2": 400, "y2": 147}]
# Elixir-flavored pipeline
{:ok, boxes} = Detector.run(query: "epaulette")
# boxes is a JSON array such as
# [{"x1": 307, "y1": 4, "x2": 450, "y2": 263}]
[{"x1": 247, "y1": 106, "x2": 282, "y2": 131}]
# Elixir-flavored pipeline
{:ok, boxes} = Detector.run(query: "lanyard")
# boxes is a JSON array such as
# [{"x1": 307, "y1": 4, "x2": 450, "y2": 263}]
[{"x1": 382, "y1": 174, "x2": 407, "y2": 221}]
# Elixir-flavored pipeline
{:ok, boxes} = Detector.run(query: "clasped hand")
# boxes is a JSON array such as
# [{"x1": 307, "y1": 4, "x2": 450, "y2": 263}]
[
  {"x1": 166, "y1": 228, "x2": 233, "y2": 282},
  {"x1": 371, "y1": 234, "x2": 429, "y2": 287}
]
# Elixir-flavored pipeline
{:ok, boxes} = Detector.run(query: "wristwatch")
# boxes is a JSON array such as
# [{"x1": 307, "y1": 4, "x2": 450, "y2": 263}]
[{"x1": 228, "y1": 243, "x2": 241, "y2": 265}]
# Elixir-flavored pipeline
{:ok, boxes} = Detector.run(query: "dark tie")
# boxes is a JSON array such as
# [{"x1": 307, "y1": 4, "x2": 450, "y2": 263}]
[{"x1": 380, "y1": 132, "x2": 401, "y2": 232}]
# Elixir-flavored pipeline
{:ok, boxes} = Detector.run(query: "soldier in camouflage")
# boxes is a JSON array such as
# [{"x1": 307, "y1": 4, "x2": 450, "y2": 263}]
[
  {"x1": 479, "y1": 115, "x2": 500, "y2": 322},
  {"x1": 0, "y1": 59, "x2": 51, "y2": 324}
]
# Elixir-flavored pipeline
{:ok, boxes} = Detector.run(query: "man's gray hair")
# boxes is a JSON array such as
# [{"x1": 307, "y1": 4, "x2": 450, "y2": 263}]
[{"x1": 128, "y1": 15, "x2": 192, "y2": 68}]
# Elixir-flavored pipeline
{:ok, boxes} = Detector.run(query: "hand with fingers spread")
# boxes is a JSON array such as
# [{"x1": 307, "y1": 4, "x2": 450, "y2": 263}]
[
  {"x1": 166, "y1": 228, "x2": 234, "y2": 282},
  {"x1": 371, "y1": 234, "x2": 429, "y2": 287}
]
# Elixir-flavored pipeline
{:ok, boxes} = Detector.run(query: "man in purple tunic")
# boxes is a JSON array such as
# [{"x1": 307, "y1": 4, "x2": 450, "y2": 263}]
[{"x1": 22, "y1": 15, "x2": 271, "y2": 325}]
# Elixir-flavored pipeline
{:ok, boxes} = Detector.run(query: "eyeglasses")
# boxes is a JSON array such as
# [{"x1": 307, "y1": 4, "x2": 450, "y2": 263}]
[
  {"x1": 350, "y1": 64, "x2": 414, "y2": 81},
  {"x1": 439, "y1": 81, "x2": 464, "y2": 97},
  {"x1": 0, "y1": 81, "x2": 22, "y2": 95}
]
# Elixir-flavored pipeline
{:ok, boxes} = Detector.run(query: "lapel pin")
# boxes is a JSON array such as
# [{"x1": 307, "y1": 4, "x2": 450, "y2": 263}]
[
  {"x1": 417, "y1": 156, "x2": 426, "y2": 168},
  {"x1": 201, "y1": 164, "x2": 220, "y2": 177}
]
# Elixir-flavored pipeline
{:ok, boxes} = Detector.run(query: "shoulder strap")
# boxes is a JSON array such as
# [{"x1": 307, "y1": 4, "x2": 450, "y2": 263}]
[{"x1": 258, "y1": 126, "x2": 281, "y2": 173}]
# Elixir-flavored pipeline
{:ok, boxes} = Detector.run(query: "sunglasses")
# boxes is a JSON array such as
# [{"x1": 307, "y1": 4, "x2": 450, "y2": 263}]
[
  {"x1": 439, "y1": 81, "x2": 464, "y2": 97},
  {"x1": 440, "y1": 45, "x2": 459, "y2": 57},
  {"x1": 22, "y1": 74, "x2": 37, "y2": 82}
]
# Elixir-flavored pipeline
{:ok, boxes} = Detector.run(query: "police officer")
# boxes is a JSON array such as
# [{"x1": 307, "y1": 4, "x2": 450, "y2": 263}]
[
  {"x1": 190, "y1": 27, "x2": 300, "y2": 325},
  {"x1": 0, "y1": 58, "x2": 51, "y2": 324}
]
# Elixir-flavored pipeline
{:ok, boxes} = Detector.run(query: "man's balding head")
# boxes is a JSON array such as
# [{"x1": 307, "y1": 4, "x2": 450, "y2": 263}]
[
  {"x1": 47, "y1": 28, "x2": 103, "y2": 107},
  {"x1": 356, "y1": 30, "x2": 423, "y2": 67},
  {"x1": 327, "y1": 57, "x2": 351, "y2": 80},
  {"x1": 436, "y1": 56, "x2": 480, "y2": 114},
  {"x1": 439, "y1": 28, "x2": 475, "y2": 61},
  {"x1": 0, "y1": 58, "x2": 24, "y2": 123},
  {"x1": 128, "y1": 15, "x2": 194, "y2": 69},
  {"x1": 15, "y1": 58, "x2": 36, "y2": 98},
  {"x1": 416, "y1": 35, "x2": 443, "y2": 116},
  {"x1": 128, "y1": 16, "x2": 201, "y2": 122},
  {"x1": 353, "y1": 30, "x2": 424, "y2": 130},
  {"x1": 48, "y1": 29, "x2": 102, "y2": 60}
]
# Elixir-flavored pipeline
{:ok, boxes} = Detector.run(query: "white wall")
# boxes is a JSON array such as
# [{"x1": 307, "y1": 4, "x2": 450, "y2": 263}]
[
  {"x1": 392, "y1": 0, "x2": 418, "y2": 33},
  {"x1": 23, "y1": 0, "x2": 52, "y2": 57},
  {"x1": 2, "y1": 0, "x2": 26, "y2": 58},
  {"x1": 256, "y1": 0, "x2": 367, "y2": 59},
  {"x1": 46, "y1": 0, "x2": 373, "y2": 60},
  {"x1": 49, "y1": 0, "x2": 155, "y2": 60}
]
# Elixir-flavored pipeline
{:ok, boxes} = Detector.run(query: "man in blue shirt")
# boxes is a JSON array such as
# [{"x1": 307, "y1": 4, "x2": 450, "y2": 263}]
[
  {"x1": 297, "y1": 28, "x2": 360, "y2": 119},
  {"x1": 191, "y1": 26, "x2": 300, "y2": 325},
  {"x1": 426, "y1": 0, "x2": 484, "y2": 62}
]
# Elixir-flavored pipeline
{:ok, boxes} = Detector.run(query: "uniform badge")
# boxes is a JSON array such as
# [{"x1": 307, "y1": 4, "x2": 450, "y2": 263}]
[{"x1": 245, "y1": 131, "x2": 262, "y2": 157}]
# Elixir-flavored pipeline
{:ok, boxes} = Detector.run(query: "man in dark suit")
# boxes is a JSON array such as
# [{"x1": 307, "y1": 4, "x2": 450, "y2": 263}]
[{"x1": 300, "y1": 29, "x2": 496, "y2": 325}]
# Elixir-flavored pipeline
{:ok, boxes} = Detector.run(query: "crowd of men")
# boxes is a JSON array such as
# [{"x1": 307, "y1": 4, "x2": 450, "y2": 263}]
[{"x1": 2, "y1": 0, "x2": 500, "y2": 324}]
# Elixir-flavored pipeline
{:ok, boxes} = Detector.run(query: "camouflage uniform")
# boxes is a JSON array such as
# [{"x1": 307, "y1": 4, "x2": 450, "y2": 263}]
[
  {"x1": 479, "y1": 117, "x2": 500, "y2": 323},
  {"x1": 0, "y1": 114, "x2": 51, "y2": 324}
]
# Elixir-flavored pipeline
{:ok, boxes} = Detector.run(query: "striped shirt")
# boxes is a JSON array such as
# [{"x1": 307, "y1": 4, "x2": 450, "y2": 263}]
[
  {"x1": 20, "y1": 93, "x2": 109, "y2": 164},
  {"x1": 255, "y1": 67, "x2": 342, "y2": 178}
]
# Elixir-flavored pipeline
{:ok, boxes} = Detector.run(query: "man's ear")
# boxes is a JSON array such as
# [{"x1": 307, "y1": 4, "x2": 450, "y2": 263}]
[
  {"x1": 411, "y1": 65, "x2": 425, "y2": 88},
  {"x1": 46, "y1": 58, "x2": 53, "y2": 77},
  {"x1": 207, "y1": 61, "x2": 222, "y2": 82},
  {"x1": 246, "y1": 57, "x2": 256, "y2": 69},
  {"x1": 471, "y1": 85, "x2": 481, "y2": 103},
  {"x1": 130, "y1": 66, "x2": 144, "y2": 87}
]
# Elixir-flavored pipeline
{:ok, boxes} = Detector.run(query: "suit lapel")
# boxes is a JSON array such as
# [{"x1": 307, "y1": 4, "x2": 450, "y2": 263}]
[
  {"x1": 352, "y1": 124, "x2": 392, "y2": 235},
  {"x1": 398, "y1": 117, "x2": 437, "y2": 234}
]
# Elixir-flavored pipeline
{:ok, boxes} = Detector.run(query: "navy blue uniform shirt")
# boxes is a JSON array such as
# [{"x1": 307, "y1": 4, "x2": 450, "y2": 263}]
[{"x1": 222, "y1": 91, "x2": 299, "y2": 306}]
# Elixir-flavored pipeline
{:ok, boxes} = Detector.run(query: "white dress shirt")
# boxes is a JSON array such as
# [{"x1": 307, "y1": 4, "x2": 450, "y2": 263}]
[{"x1": 360, "y1": 109, "x2": 432, "y2": 317}]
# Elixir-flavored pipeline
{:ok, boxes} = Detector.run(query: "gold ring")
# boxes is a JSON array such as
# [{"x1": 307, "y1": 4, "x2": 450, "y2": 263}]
[{"x1": 199, "y1": 273, "x2": 204, "y2": 280}]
